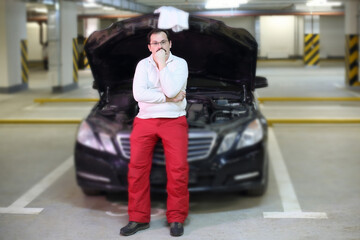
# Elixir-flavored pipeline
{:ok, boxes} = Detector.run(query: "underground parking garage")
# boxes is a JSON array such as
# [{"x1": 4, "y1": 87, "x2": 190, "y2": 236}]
[{"x1": 0, "y1": 0, "x2": 360, "y2": 239}]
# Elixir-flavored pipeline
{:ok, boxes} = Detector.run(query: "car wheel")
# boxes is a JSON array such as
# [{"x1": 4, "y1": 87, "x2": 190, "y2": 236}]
[{"x1": 82, "y1": 188, "x2": 102, "y2": 196}]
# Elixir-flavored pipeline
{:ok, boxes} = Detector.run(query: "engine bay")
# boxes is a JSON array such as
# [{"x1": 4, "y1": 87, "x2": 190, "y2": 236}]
[
  {"x1": 186, "y1": 94, "x2": 249, "y2": 127},
  {"x1": 95, "y1": 89, "x2": 250, "y2": 128}
]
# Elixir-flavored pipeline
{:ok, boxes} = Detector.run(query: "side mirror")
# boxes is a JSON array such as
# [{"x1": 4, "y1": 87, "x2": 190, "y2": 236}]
[{"x1": 254, "y1": 76, "x2": 268, "y2": 88}]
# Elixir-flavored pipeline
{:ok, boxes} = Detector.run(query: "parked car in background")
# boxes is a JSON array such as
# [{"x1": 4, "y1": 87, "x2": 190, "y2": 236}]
[{"x1": 75, "y1": 13, "x2": 269, "y2": 196}]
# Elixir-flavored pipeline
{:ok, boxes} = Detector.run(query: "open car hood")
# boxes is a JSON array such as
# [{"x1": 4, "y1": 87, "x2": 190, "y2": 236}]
[{"x1": 85, "y1": 13, "x2": 258, "y2": 93}]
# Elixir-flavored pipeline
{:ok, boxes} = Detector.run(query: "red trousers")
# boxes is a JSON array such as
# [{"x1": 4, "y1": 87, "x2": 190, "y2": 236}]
[{"x1": 128, "y1": 116, "x2": 189, "y2": 223}]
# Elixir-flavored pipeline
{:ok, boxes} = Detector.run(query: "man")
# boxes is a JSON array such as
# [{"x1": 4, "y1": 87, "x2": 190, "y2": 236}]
[{"x1": 120, "y1": 29, "x2": 189, "y2": 237}]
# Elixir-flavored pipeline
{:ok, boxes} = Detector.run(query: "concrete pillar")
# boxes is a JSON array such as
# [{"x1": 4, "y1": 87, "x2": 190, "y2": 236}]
[
  {"x1": 0, "y1": 0, "x2": 27, "y2": 93},
  {"x1": 83, "y1": 18, "x2": 100, "y2": 69},
  {"x1": 84, "y1": 18, "x2": 100, "y2": 38},
  {"x1": 345, "y1": 1, "x2": 359, "y2": 87},
  {"x1": 48, "y1": 0, "x2": 78, "y2": 93},
  {"x1": 304, "y1": 15, "x2": 320, "y2": 67}
]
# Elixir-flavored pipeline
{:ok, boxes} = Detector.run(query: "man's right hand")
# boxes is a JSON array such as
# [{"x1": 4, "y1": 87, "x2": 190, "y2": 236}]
[
  {"x1": 166, "y1": 91, "x2": 186, "y2": 103},
  {"x1": 154, "y1": 48, "x2": 167, "y2": 71}
]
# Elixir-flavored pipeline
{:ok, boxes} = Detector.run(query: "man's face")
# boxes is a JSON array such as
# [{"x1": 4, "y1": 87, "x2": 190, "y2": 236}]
[{"x1": 148, "y1": 31, "x2": 172, "y2": 58}]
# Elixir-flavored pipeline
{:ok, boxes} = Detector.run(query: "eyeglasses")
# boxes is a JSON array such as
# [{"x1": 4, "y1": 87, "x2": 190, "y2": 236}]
[{"x1": 149, "y1": 40, "x2": 168, "y2": 46}]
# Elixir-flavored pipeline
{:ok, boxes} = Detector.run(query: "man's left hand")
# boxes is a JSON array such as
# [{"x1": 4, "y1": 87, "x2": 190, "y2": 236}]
[{"x1": 166, "y1": 91, "x2": 186, "y2": 103}]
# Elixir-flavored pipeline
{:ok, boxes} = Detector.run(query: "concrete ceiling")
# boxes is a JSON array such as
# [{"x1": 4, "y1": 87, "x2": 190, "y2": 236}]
[
  {"x1": 134, "y1": 0, "x2": 345, "y2": 12},
  {"x1": 25, "y1": 0, "x2": 347, "y2": 17}
]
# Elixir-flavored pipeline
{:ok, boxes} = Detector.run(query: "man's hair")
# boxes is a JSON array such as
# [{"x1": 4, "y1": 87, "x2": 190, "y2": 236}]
[{"x1": 147, "y1": 29, "x2": 171, "y2": 44}]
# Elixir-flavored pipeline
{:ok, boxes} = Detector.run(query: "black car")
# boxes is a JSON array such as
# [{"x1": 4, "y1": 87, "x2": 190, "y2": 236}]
[{"x1": 75, "y1": 13, "x2": 269, "y2": 196}]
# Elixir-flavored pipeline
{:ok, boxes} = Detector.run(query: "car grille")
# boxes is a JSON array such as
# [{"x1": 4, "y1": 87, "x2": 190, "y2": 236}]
[{"x1": 116, "y1": 130, "x2": 217, "y2": 163}]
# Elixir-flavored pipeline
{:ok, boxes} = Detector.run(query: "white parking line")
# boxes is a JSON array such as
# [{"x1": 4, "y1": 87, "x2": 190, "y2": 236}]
[
  {"x1": 0, "y1": 156, "x2": 73, "y2": 215},
  {"x1": 263, "y1": 128, "x2": 328, "y2": 219}
]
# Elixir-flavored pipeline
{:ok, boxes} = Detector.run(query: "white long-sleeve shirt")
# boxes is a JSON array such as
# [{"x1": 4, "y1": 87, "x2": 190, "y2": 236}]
[{"x1": 132, "y1": 52, "x2": 188, "y2": 119}]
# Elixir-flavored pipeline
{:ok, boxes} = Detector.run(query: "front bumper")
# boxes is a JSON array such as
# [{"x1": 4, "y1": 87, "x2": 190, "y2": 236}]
[{"x1": 75, "y1": 141, "x2": 268, "y2": 193}]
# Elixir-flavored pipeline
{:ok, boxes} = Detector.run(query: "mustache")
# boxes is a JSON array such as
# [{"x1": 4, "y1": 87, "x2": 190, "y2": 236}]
[{"x1": 156, "y1": 48, "x2": 166, "y2": 53}]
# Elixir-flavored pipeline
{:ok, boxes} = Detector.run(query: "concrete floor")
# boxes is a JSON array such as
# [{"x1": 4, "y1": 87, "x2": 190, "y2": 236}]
[{"x1": 0, "y1": 61, "x2": 360, "y2": 240}]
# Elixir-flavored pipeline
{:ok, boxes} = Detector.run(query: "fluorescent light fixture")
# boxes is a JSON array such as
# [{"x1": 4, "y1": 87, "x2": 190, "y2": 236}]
[
  {"x1": 34, "y1": 8, "x2": 48, "y2": 13},
  {"x1": 306, "y1": 0, "x2": 342, "y2": 7},
  {"x1": 205, "y1": 0, "x2": 248, "y2": 9},
  {"x1": 103, "y1": 6, "x2": 116, "y2": 11},
  {"x1": 43, "y1": 0, "x2": 53, "y2": 5},
  {"x1": 83, "y1": 2, "x2": 102, "y2": 8}
]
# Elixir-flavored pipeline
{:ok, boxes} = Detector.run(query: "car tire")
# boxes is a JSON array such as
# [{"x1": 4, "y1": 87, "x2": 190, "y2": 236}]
[{"x1": 82, "y1": 188, "x2": 102, "y2": 196}]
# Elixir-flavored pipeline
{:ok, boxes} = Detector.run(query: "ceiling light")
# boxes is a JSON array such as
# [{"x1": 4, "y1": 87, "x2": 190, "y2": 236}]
[
  {"x1": 103, "y1": 6, "x2": 116, "y2": 11},
  {"x1": 83, "y1": 2, "x2": 101, "y2": 8},
  {"x1": 34, "y1": 8, "x2": 48, "y2": 13},
  {"x1": 43, "y1": 0, "x2": 53, "y2": 5},
  {"x1": 306, "y1": 0, "x2": 342, "y2": 7},
  {"x1": 205, "y1": 0, "x2": 248, "y2": 9}
]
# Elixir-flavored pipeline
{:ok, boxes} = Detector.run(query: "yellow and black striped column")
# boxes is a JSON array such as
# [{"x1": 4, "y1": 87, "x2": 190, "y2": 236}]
[
  {"x1": 72, "y1": 38, "x2": 79, "y2": 83},
  {"x1": 83, "y1": 37, "x2": 90, "y2": 69},
  {"x1": 20, "y1": 39, "x2": 29, "y2": 84},
  {"x1": 304, "y1": 34, "x2": 320, "y2": 66},
  {"x1": 345, "y1": 34, "x2": 359, "y2": 86},
  {"x1": 84, "y1": 53, "x2": 90, "y2": 69}
]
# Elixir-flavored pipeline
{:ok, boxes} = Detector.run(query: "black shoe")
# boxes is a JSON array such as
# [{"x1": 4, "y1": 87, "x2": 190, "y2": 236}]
[
  {"x1": 120, "y1": 221, "x2": 149, "y2": 236},
  {"x1": 170, "y1": 222, "x2": 184, "y2": 237}
]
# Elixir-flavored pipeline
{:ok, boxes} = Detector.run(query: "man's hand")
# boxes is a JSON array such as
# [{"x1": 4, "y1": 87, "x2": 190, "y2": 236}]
[
  {"x1": 166, "y1": 91, "x2": 186, "y2": 103},
  {"x1": 154, "y1": 48, "x2": 167, "y2": 70}
]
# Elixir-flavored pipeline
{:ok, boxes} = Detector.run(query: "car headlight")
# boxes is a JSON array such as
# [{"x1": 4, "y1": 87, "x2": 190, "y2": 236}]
[
  {"x1": 99, "y1": 132, "x2": 117, "y2": 155},
  {"x1": 217, "y1": 132, "x2": 237, "y2": 154},
  {"x1": 77, "y1": 121, "x2": 117, "y2": 155},
  {"x1": 236, "y1": 119, "x2": 263, "y2": 149},
  {"x1": 77, "y1": 121, "x2": 103, "y2": 151},
  {"x1": 217, "y1": 119, "x2": 264, "y2": 154}
]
